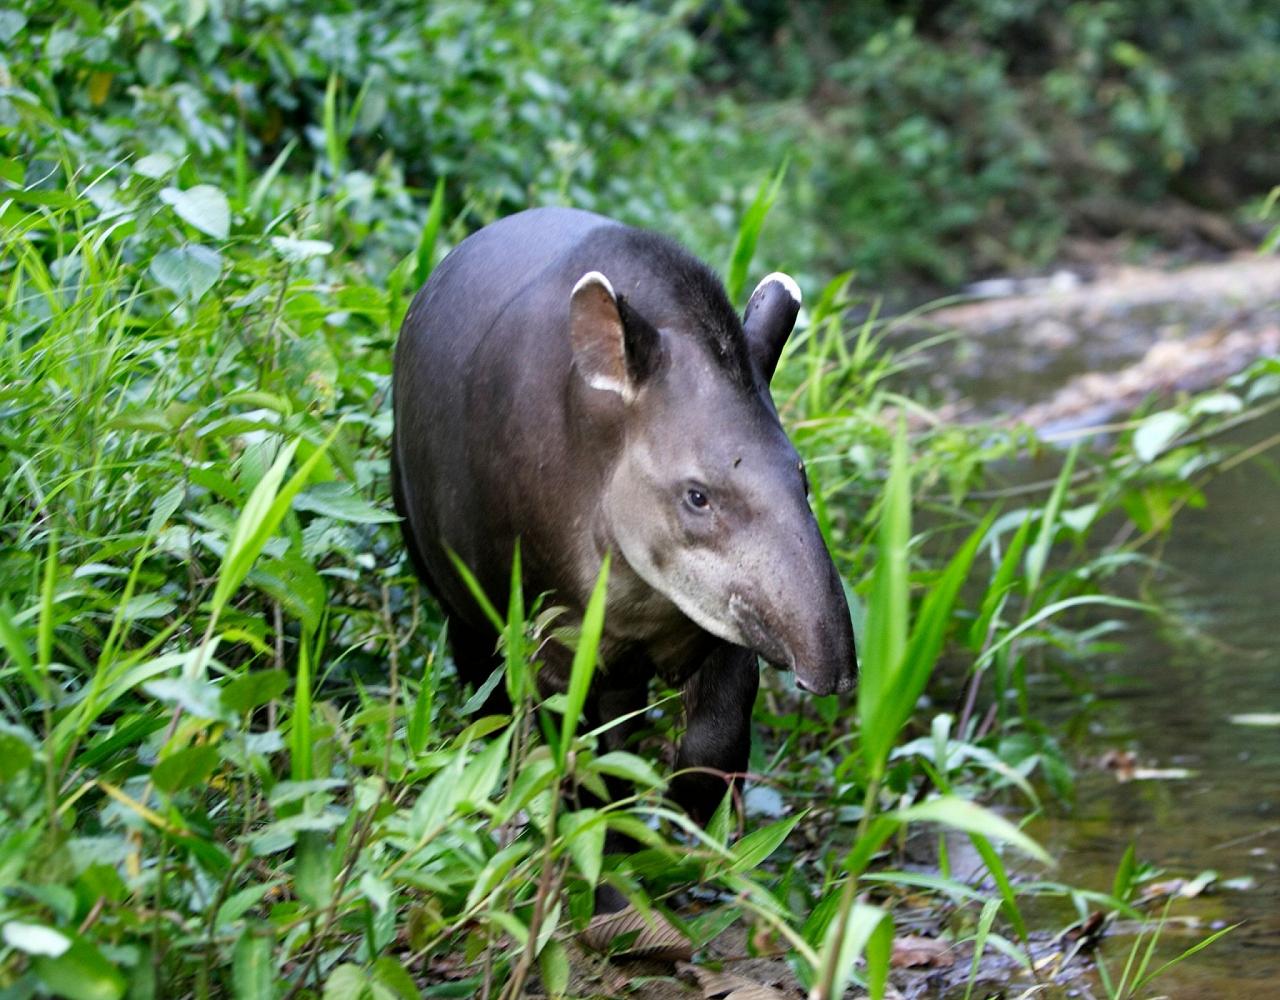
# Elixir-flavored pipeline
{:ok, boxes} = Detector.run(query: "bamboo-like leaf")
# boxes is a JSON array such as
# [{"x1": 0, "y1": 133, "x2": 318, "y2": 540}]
[
  {"x1": 725, "y1": 161, "x2": 787, "y2": 304},
  {"x1": 415, "y1": 176, "x2": 446, "y2": 286},
  {"x1": 726, "y1": 812, "x2": 804, "y2": 872},
  {"x1": 967, "y1": 513, "x2": 1033, "y2": 651},
  {"x1": 815, "y1": 902, "x2": 889, "y2": 1000},
  {"x1": 858, "y1": 428, "x2": 911, "y2": 774},
  {"x1": 209, "y1": 430, "x2": 336, "y2": 629},
  {"x1": 290, "y1": 630, "x2": 312, "y2": 783},
  {"x1": 504, "y1": 540, "x2": 527, "y2": 704},
  {"x1": 899, "y1": 796, "x2": 1051, "y2": 867},
  {"x1": 558, "y1": 553, "x2": 610, "y2": 768},
  {"x1": 1025, "y1": 442, "x2": 1077, "y2": 596},
  {"x1": 871, "y1": 510, "x2": 993, "y2": 766},
  {"x1": 974, "y1": 594, "x2": 1151, "y2": 671},
  {"x1": 968, "y1": 833, "x2": 1030, "y2": 945}
]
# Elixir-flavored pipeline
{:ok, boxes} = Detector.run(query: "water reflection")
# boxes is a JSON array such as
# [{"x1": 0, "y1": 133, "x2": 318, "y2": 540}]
[{"x1": 1033, "y1": 420, "x2": 1280, "y2": 997}]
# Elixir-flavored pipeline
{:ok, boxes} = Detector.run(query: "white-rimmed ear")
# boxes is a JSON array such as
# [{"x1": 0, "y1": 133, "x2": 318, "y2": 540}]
[
  {"x1": 743, "y1": 271, "x2": 802, "y2": 382},
  {"x1": 570, "y1": 271, "x2": 631, "y2": 399},
  {"x1": 570, "y1": 270, "x2": 668, "y2": 401}
]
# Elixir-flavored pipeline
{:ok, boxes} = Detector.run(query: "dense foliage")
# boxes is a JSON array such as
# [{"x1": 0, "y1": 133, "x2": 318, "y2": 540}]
[
  {"x1": 7, "y1": 0, "x2": 1277, "y2": 287},
  {"x1": 2, "y1": 2, "x2": 1275, "y2": 997}
]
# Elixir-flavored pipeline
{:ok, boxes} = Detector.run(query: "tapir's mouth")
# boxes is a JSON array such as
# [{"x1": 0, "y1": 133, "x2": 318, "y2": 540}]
[
  {"x1": 728, "y1": 594, "x2": 792, "y2": 670},
  {"x1": 728, "y1": 594, "x2": 856, "y2": 697}
]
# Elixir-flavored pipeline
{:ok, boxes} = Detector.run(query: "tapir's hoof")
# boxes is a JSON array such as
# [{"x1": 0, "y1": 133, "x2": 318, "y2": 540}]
[{"x1": 579, "y1": 903, "x2": 692, "y2": 961}]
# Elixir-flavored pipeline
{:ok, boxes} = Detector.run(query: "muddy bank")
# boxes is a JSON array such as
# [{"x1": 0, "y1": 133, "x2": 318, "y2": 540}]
[{"x1": 897, "y1": 255, "x2": 1280, "y2": 435}]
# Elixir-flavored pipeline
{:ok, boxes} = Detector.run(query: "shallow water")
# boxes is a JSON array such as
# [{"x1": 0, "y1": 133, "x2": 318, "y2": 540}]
[{"x1": 1027, "y1": 431, "x2": 1280, "y2": 996}]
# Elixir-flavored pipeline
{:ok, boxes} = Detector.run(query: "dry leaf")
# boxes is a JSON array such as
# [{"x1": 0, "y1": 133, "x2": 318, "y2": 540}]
[
  {"x1": 890, "y1": 934, "x2": 955, "y2": 969},
  {"x1": 579, "y1": 904, "x2": 692, "y2": 961},
  {"x1": 677, "y1": 962, "x2": 794, "y2": 999},
  {"x1": 1099, "y1": 749, "x2": 1137, "y2": 782}
]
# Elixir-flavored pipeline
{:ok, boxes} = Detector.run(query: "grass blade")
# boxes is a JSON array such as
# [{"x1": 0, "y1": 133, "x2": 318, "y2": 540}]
[
  {"x1": 558, "y1": 553, "x2": 610, "y2": 768},
  {"x1": 725, "y1": 161, "x2": 787, "y2": 304}
]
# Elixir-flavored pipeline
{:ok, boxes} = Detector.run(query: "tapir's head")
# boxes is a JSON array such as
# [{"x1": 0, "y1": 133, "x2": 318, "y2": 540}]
[{"x1": 568, "y1": 262, "x2": 857, "y2": 695}]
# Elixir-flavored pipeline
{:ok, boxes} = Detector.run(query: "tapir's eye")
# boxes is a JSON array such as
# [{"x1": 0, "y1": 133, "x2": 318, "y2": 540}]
[{"x1": 685, "y1": 487, "x2": 710, "y2": 510}]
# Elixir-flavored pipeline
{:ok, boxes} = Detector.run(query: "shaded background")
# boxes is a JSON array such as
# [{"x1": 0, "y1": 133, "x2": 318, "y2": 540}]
[{"x1": 9, "y1": 0, "x2": 1279, "y2": 289}]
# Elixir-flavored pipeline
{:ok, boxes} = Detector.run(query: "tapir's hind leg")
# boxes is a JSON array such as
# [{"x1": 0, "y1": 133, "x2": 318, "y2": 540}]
[{"x1": 671, "y1": 645, "x2": 760, "y2": 826}]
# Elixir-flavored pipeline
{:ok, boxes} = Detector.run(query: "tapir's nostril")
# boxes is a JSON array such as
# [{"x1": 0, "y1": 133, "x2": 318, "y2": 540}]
[{"x1": 794, "y1": 677, "x2": 813, "y2": 694}]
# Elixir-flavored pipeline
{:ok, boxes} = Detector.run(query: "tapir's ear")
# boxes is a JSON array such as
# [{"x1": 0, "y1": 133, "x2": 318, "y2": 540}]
[
  {"x1": 742, "y1": 272, "x2": 802, "y2": 382},
  {"x1": 570, "y1": 271, "x2": 659, "y2": 400}
]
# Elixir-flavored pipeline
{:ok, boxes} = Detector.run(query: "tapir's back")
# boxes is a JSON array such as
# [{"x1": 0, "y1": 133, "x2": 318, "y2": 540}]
[{"x1": 391, "y1": 208, "x2": 623, "y2": 624}]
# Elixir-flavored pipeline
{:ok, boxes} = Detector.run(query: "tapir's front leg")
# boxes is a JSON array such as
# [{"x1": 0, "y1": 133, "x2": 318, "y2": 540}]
[{"x1": 671, "y1": 645, "x2": 760, "y2": 826}]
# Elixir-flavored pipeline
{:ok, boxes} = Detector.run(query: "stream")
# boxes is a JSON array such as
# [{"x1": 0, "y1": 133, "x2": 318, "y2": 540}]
[
  {"x1": 1032, "y1": 427, "x2": 1280, "y2": 997},
  {"x1": 932, "y1": 258, "x2": 1280, "y2": 997}
]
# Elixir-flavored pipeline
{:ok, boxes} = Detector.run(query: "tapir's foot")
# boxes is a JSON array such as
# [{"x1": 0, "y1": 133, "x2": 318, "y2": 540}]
[{"x1": 578, "y1": 903, "x2": 692, "y2": 962}]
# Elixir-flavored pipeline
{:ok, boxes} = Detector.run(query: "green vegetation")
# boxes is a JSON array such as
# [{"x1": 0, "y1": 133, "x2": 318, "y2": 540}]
[{"x1": 3, "y1": 2, "x2": 1276, "y2": 997}]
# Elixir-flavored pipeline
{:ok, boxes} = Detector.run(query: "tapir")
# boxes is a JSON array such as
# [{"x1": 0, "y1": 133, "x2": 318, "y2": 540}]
[{"x1": 391, "y1": 207, "x2": 856, "y2": 824}]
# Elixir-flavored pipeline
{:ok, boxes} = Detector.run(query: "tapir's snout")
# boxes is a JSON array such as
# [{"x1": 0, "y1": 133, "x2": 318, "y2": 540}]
[
  {"x1": 729, "y1": 545, "x2": 857, "y2": 697},
  {"x1": 790, "y1": 586, "x2": 858, "y2": 696}
]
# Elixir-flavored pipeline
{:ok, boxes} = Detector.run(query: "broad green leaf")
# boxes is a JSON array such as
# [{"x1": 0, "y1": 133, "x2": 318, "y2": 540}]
[
  {"x1": 409, "y1": 750, "x2": 467, "y2": 836},
  {"x1": 150, "y1": 245, "x2": 223, "y2": 301},
  {"x1": 32, "y1": 937, "x2": 126, "y2": 1000},
  {"x1": 371, "y1": 957, "x2": 422, "y2": 1000},
  {"x1": 270, "y1": 236, "x2": 333, "y2": 262},
  {"x1": 249, "y1": 554, "x2": 327, "y2": 633},
  {"x1": 216, "y1": 882, "x2": 281, "y2": 928},
  {"x1": 294, "y1": 830, "x2": 332, "y2": 909},
  {"x1": 539, "y1": 939, "x2": 570, "y2": 999},
  {"x1": 231, "y1": 928, "x2": 274, "y2": 1000},
  {"x1": 160, "y1": 183, "x2": 230, "y2": 239},
  {"x1": 588, "y1": 750, "x2": 666, "y2": 790},
  {"x1": 134, "y1": 152, "x2": 175, "y2": 178},
  {"x1": 465, "y1": 841, "x2": 534, "y2": 910},
  {"x1": 144, "y1": 676, "x2": 228, "y2": 721},
  {"x1": 558, "y1": 808, "x2": 606, "y2": 887},
  {"x1": 360, "y1": 872, "x2": 393, "y2": 914},
  {"x1": 222, "y1": 669, "x2": 290, "y2": 716},
  {"x1": 1133, "y1": 410, "x2": 1191, "y2": 463},
  {"x1": 152, "y1": 743, "x2": 220, "y2": 793},
  {"x1": 3, "y1": 922, "x2": 69, "y2": 956},
  {"x1": 322, "y1": 965, "x2": 368, "y2": 1000},
  {"x1": 455, "y1": 728, "x2": 513, "y2": 809},
  {"x1": 0, "y1": 723, "x2": 36, "y2": 780},
  {"x1": 293, "y1": 482, "x2": 397, "y2": 524}
]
